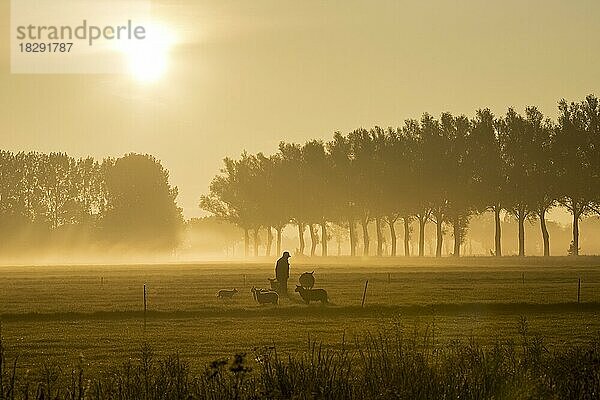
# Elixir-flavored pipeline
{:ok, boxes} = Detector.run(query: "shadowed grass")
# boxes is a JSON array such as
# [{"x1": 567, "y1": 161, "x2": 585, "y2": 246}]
[{"x1": 2, "y1": 301, "x2": 600, "y2": 322}]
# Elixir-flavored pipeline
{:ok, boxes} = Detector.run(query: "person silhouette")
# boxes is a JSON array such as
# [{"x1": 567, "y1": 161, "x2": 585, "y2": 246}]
[{"x1": 275, "y1": 251, "x2": 291, "y2": 295}]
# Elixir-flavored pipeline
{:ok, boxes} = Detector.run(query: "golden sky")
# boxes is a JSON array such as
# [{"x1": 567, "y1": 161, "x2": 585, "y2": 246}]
[{"x1": 1, "y1": 0, "x2": 599, "y2": 219}]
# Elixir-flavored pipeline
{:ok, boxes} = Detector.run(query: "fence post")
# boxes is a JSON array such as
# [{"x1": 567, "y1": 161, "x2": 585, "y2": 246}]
[
  {"x1": 143, "y1": 284, "x2": 147, "y2": 330},
  {"x1": 577, "y1": 278, "x2": 581, "y2": 304},
  {"x1": 362, "y1": 280, "x2": 369, "y2": 307}
]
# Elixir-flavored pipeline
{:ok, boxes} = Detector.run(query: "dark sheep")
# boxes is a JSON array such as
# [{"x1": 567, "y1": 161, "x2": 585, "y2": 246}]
[
  {"x1": 295, "y1": 285, "x2": 328, "y2": 304},
  {"x1": 299, "y1": 271, "x2": 315, "y2": 289}
]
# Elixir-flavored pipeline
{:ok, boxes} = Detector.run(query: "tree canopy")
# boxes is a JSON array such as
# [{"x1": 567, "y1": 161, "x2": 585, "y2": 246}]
[
  {"x1": 201, "y1": 95, "x2": 600, "y2": 257},
  {"x1": 0, "y1": 152, "x2": 183, "y2": 257}
]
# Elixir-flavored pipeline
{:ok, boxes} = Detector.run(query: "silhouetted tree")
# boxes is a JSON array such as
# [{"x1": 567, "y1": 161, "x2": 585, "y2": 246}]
[
  {"x1": 421, "y1": 114, "x2": 452, "y2": 257},
  {"x1": 259, "y1": 153, "x2": 291, "y2": 256},
  {"x1": 300, "y1": 140, "x2": 332, "y2": 256},
  {"x1": 524, "y1": 108, "x2": 557, "y2": 256},
  {"x1": 471, "y1": 109, "x2": 506, "y2": 256},
  {"x1": 368, "y1": 127, "x2": 390, "y2": 257},
  {"x1": 399, "y1": 121, "x2": 421, "y2": 257},
  {"x1": 348, "y1": 129, "x2": 376, "y2": 256},
  {"x1": 412, "y1": 116, "x2": 436, "y2": 257},
  {"x1": 379, "y1": 128, "x2": 409, "y2": 256},
  {"x1": 101, "y1": 153, "x2": 183, "y2": 251},
  {"x1": 201, "y1": 153, "x2": 265, "y2": 256},
  {"x1": 327, "y1": 133, "x2": 359, "y2": 256},
  {"x1": 555, "y1": 95, "x2": 600, "y2": 255},
  {"x1": 276, "y1": 142, "x2": 306, "y2": 255},
  {"x1": 443, "y1": 113, "x2": 473, "y2": 257},
  {"x1": 497, "y1": 109, "x2": 536, "y2": 256}
]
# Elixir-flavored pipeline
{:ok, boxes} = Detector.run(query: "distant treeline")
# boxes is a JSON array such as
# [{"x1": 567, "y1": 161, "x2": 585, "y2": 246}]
[
  {"x1": 183, "y1": 214, "x2": 600, "y2": 257},
  {"x1": 201, "y1": 95, "x2": 600, "y2": 257},
  {"x1": 0, "y1": 152, "x2": 182, "y2": 256}
]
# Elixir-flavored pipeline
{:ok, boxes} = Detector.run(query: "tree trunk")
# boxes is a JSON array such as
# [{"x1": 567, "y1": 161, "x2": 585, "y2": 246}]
[
  {"x1": 403, "y1": 217, "x2": 410, "y2": 257},
  {"x1": 298, "y1": 223, "x2": 305, "y2": 255},
  {"x1": 418, "y1": 215, "x2": 426, "y2": 257},
  {"x1": 494, "y1": 206, "x2": 502, "y2": 257},
  {"x1": 539, "y1": 209, "x2": 550, "y2": 257},
  {"x1": 349, "y1": 219, "x2": 356, "y2": 256},
  {"x1": 361, "y1": 219, "x2": 370, "y2": 256},
  {"x1": 244, "y1": 228, "x2": 250, "y2": 258},
  {"x1": 321, "y1": 222, "x2": 328, "y2": 257},
  {"x1": 517, "y1": 212, "x2": 525, "y2": 257},
  {"x1": 276, "y1": 227, "x2": 282, "y2": 256},
  {"x1": 376, "y1": 217, "x2": 384, "y2": 256},
  {"x1": 253, "y1": 229, "x2": 260, "y2": 257},
  {"x1": 266, "y1": 227, "x2": 273, "y2": 257},
  {"x1": 572, "y1": 205, "x2": 580, "y2": 256},
  {"x1": 389, "y1": 218, "x2": 397, "y2": 257},
  {"x1": 435, "y1": 212, "x2": 443, "y2": 258},
  {"x1": 453, "y1": 218, "x2": 461, "y2": 257},
  {"x1": 309, "y1": 224, "x2": 318, "y2": 257}
]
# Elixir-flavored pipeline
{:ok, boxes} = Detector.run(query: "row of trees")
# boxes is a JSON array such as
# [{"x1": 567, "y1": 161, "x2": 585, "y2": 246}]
[
  {"x1": 201, "y1": 95, "x2": 600, "y2": 257},
  {"x1": 0, "y1": 152, "x2": 183, "y2": 254}
]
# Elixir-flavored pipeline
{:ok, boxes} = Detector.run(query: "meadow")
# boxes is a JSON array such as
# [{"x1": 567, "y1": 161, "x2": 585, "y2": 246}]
[{"x1": 0, "y1": 256, "x2": 599, "y2": 376}]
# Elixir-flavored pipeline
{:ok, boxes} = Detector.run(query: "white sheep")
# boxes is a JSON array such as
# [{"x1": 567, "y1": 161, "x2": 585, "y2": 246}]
[
  {"x1": 216, "y1": 288, "x2": 239, "y2": 300},
  {"x1": 251, "y1": 286, "x2": 279, "y2": 305}
]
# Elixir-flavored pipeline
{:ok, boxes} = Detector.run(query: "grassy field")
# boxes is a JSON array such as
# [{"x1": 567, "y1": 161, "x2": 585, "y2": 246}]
[{"x1": 1, "y1": 257, "x2": 599, "y2": 372}]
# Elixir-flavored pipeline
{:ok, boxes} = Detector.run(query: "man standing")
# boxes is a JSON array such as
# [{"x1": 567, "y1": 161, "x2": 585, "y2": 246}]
[{"x1": 275, "y1": 251, "x2": 291, "y2": 295}]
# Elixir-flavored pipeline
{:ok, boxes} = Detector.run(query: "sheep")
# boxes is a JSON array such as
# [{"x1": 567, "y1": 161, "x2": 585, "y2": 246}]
[
  {"x1": 216, "y1": 288, "x2": 238, "y2": 299},
  {"x1": 295, "y1": 285, "x2": 328, "y2": 304},
  {"x1": 268, "y1": 278, "x2": 280, "y2": 291},
  {"x1": 251, "y1": 286, "x2": 279, "y2": 305},
  {"x1": 299, "y1": 271, "x2": 315, "y2": 289}
]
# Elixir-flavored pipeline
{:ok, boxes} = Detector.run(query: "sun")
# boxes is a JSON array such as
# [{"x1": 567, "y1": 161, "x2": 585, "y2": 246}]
[
  {"x1": 116, "y1": 22, "x2": 176, "y2": 83},
  {"x1": 127, "y1": 42, "x2": 168, "y2": 83}
]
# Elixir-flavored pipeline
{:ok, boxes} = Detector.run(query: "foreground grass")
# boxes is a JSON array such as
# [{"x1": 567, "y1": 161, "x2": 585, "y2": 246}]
[{"x1": 1, "y1": 321, "x2": 598, "y2": 399}]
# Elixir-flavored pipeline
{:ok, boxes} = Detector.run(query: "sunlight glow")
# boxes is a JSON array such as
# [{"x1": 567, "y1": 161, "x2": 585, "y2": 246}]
[{"x1": 115, "y1": 22, "x2": 176, "y2": 83}]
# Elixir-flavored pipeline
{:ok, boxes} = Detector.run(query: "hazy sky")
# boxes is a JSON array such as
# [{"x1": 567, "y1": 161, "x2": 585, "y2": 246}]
[{"x1": 1, "y1": 0, "x2": 599, "y2": 220}]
